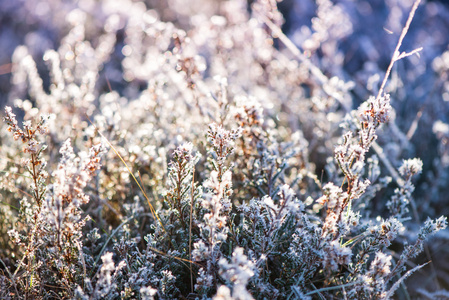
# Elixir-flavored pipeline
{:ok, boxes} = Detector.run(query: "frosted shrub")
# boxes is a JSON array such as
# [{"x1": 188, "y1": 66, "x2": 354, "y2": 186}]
[
  {"x1": 0, "y1": 0, "x2": 448, "y2": 299},
  {"x1": 216, "y1": 247, "x2": 255, "y2": 300}
]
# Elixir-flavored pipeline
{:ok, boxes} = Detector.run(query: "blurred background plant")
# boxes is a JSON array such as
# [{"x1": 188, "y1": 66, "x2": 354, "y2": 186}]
[{"x1": 0, "y1": 0, "x2": 448, "y2": 299}]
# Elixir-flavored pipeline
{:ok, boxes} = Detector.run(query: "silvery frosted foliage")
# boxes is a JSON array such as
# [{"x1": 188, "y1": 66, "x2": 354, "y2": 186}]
[
  {"x1": 3, "y1": 106, "x2": 49, "y2": 208},
  {"x1": 163, "y1": 143, "x2": 201, "y2": 237},
  {"x1": 193, "y1": 124, "x2": 241, "y2": 296},
  {"x1": 284, "y1": 217, "x2": 322, "y2": 288},
  {"x1": 387, "y1": 158, "x2": 423, "y2": 218},
  {"x1": 216, "y1": 247, "x2": 255, "y2": 300},
  {"x1": 235, "y1": 184, "x2": 306, "y2": 297},
  {"x1": 1, "y1": 108, "x2": 105, "y2": 297},
  {"x1": 345, "y1": 217, "x2": 407, "y2": 299},
  {"x1": 387, "y1": 216, "x2": 447, "y2": 282},
  {"x1": 1, "y1": 0, "x2": 449, "y2": 299},
  {"x1": 86, "y1": 252, "x2": 125, "y2": 299},
  {"x1": 138, "y1": 142, "x2": 203, "y2": 296},
  {"x1": 38, "y1": 139, "x2": 104, "y2": 296},
  {"x1": 320, "y1": 94, "x2": 393, "y2": 244},
  {"x1": 346, "y1": 252, "x2": 393, "y2": 299},
  {"x1": 40, "y1": 138, "x2": 104, "y2": 270}
]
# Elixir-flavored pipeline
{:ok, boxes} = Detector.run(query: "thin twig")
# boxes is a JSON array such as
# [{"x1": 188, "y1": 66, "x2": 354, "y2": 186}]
[{"x1": 376, "y1": 0, "x2": 422, "y2": 102}]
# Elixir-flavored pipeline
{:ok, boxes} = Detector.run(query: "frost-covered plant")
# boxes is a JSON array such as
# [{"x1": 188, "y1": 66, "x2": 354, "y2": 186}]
[
  {"x1": 387, "y1": 158, "x2": 423, "y2": 218},
  {"x1": 193, "y1": 123, "x2": 241, "y2": 296},
  {"x1": 0, "y1": 0, "x2": 448, "y2": 299},
  {"x1": 3, "y1": 106, "x2": 49, "y2": 209},
  {"x1": 216, "y1": 247, "x2": 255, "y2": 300},
  {"x1": 2, "y1": 107, "x2": 105, "y2": 298}
]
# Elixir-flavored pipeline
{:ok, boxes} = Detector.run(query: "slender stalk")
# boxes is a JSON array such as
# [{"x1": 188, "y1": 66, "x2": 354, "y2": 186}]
[
  {"x1": 376, "y1": 0, "x2": 421, "y2": 102},
  {"x1": 189, "y1": 169, "x2": 195, "y2": 293}
]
